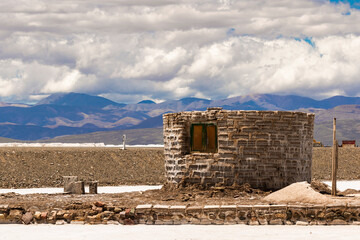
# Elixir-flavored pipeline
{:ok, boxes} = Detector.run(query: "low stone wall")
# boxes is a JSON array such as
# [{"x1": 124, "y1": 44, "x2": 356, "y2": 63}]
[{"x1": 1, "y1": 203, "x2": 360, "y2": 225}]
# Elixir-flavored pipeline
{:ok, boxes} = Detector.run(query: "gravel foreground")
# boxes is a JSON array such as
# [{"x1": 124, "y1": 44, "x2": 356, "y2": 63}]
[{"x1": 0, "y1": 147, "x2": 359, "y2": 188}]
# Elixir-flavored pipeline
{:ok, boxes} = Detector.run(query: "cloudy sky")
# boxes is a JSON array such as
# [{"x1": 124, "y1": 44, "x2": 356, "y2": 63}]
[{"x1": 0, "y1": 0, "x2": 360, "y2": 104}]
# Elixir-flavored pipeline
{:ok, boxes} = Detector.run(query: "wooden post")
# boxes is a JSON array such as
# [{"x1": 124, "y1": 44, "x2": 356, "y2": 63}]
[{"x1": 331, "y1": 118, "x2": 338, "y2": 196}]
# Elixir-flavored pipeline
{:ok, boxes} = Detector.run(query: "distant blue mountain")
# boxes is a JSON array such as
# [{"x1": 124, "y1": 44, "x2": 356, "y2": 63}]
[
  {"x1": 137, "y1": 100, "x2": 156, "y2": 104},
  {"x1": 0, "y1": 124, "x2": 109, "y2": 141},
  {"x1": 179, "y1": 97, "x2": 211, "y2": 105},
  {"x1": 37, "y1": 92, "x2": 126, "y2": 108},
  {"x1": 317, "y1": 95, "x2": 360, "y2": 109},
  {"x1": 2, "y1": 92, "x2": 360, "y2": 141}
]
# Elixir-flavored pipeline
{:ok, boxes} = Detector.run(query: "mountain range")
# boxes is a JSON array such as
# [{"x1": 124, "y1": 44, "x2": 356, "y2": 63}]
[{"x1": 1, "y1": 92, "x2": 360, "y2": 145}]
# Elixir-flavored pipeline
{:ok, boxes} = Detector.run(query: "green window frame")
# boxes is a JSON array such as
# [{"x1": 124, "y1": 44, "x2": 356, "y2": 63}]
[{"x1": 190, "y1": 123, "x2": 217, "y2": 153}]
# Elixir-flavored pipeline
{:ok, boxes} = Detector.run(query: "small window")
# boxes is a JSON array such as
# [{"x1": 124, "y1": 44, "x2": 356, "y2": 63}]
[{"x1": 190, "y1": 123, "x2": 217, "y2": 152}]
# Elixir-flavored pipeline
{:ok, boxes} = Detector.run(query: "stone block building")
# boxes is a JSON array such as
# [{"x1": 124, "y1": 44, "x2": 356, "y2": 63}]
[{"x1": 163, "y1": 108, "x2": 314, "y2": 190}]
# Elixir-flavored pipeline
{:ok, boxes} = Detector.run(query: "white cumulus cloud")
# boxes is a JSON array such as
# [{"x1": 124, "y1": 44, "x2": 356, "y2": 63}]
[{"x1": 0, "y1": 0, "x2": 360, "y2": 103}]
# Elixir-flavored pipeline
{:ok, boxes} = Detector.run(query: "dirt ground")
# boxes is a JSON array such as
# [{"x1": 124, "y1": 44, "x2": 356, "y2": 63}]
[
  {"x1": 0, "y1": 146, "x2": 360, "y2": 189},
  {"x1": 0, "y1": 184, "x2": 268, "y2": 211},
  {"x1": 0, "y1": 147, "x2": 165, "y2": 188},
  {"x1": 312, "y1": 147, "x2": 360, "y2": 180},
  {"x1": 1, "y1": 181, "x2": 359, "y2": 213}
]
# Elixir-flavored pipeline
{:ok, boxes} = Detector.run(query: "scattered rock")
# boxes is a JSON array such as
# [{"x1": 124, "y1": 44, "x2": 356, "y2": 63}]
[
  {"x1": 311, "y1": 180, "x2": 331, "y2": 194},
  {"x1": 94, "y1": 201, "x2": 105, "y2": 207},
  {"x1": 21, "y1": 212, "x2": 33, "y2": 224}
]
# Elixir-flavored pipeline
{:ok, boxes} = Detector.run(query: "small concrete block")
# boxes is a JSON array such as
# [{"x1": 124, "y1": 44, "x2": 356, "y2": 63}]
[
  {"x1": 73, "y1": 181, "x2": 85, "y2": 194},
  {"x1": 296, "y1": 221, "x2": 308, "y2": 226},
  {"x1": 285, "y1": 220, "x2": 294, "y2": 225},
  {"x1": 352, "y1": 221, "x2": 360, "y2": 225},
  {"x1": 89, "y1": 181, "x2": 98, "y2": 194}
]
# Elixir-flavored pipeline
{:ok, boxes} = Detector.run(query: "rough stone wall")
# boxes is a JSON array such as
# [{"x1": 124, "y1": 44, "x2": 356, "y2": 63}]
[
  {"x1": 2, "y1": 203, "x2": 359, "y2": 225},
  {"x1": 163, "y1": 109, "x2": 314, "y2": 190}
]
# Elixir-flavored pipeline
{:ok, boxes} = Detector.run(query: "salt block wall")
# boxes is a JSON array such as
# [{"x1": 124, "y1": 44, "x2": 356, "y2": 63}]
[{"x1": 163, "y1": 109, "x2": 315, "y2": 190}]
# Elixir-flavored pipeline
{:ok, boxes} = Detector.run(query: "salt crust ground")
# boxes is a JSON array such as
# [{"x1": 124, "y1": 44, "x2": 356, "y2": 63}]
[
  {"x1": 0, "y1": 181, "x2": 359, "y2": 195},
  {"x1": 0, "y1": 185, "x2": 162, "y2": 194},
  {"x1": 1, "y1": 225, "x2": 360, "y2": 240},
  {"x1": 0, "y1": 143, "x2": 164, "y2": 148},
  {"x1": 323, "y1": 181, "x2": 360, "y2": 192}
]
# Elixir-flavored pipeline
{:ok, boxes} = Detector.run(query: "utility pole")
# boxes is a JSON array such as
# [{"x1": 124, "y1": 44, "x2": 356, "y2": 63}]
[{"x1": 331, "y1": 118, "x2": 338, "y2": 196}]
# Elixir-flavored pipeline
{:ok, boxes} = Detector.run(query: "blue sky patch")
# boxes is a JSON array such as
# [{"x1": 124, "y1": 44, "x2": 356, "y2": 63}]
[
  {"x1": 295, "y1": 37, "x2": 316, "y2": 48},
  {"x1": 329, "y1": 0, "x2": 360, "y2": 9},
  {"x1": 226, "y1": 28, "x2": 236, "y2": 36}
]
